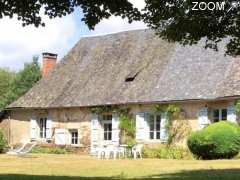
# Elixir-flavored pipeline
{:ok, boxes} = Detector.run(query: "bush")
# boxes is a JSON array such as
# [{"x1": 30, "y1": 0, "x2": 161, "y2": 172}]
[
  {"x1": 143, "y1": 144, "x2": 192, "y2": 160},
  {"x1": 0, "y1": 130, "x2": 7, "y2": 153},
  {"x1": 31, "y1": 146, "x2": 70, "y2": 154},
  {"x1": 187, "y1": 121, "x2": 240, "y2": 160}
]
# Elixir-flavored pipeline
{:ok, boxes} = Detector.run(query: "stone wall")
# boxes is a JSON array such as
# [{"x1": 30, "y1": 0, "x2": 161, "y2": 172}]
[{"x1": 0, "y1": 99, "x2": 236, "y2": 149}]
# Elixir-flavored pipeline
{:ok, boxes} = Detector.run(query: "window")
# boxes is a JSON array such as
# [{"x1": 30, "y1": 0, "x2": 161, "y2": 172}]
[
  {"x1": 149, "y1": 115, "x2": 161, "y2": 140},
  {"x1": 213, "y1": 108, "x2": 227, "y2": 122},
  {"x1": 102, "y1": 114, "x2": 112, "y2": 141},
  {"x1": 70, "y1": 129, "x2": 78, "y2": 145},
  {"x1": 39, "y1": 118, "x2": 47, "y2": 138}
]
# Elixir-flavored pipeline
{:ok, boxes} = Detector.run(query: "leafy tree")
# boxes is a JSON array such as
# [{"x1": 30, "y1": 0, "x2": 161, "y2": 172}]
[
  {"x1": 9, "y1": 57, "x2": 42, "y2": 103},
  {"x1": 1, "y1": 0, "x2": 240, "y2": 55},
  {"x1": 0, "y1": 57, "x2": 41, "y2": 110},
  {"x1": 0, "y1": 0, "x2": 140, "y2": 29},
  {"x1": 0, "y1": 69, "x2": 14, "y2": 109},
  {"x1": 143, "y1": 0, "x2": 240, "y2": 56}
]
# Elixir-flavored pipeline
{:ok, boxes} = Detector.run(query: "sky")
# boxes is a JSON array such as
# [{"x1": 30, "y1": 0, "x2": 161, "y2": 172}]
[{"x1": 0, "y1": 0, "x2": 146, "y2": 70}]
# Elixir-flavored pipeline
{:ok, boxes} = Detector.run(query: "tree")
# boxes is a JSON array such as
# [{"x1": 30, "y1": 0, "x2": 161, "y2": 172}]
[
  {"x1": 143, "y1": 0, "x2": 240, "y2": 56},
  {"x1": 0, "y1": 69, "x2": 14, "y2": 109},
  {"x1": 9, "y1": 57, "x2": 42, "y2": 103},
  {"x1": 0, "y1": 57, "x2": 42, "y2": 110},
  {"x1": 1, "y1": 0, "x2": 240, "y2": 56},
  {"x1": 0, "y1": 0, "x2": 140, "y2": 29}
]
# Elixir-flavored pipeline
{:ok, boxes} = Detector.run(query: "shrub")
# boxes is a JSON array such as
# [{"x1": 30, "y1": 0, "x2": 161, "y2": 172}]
[
  {"x1": 143, "y1": 144, "x2": 192, "y2": 160},
  {"x1": 187, "y1": 121, "x2": 240, "y2": 160},
  {"x1": 31, "y1": 146, "x2": 70, "y2": 154},
  {"x1": 0, "y1": 130, "x2": 7, "y2": 153}
]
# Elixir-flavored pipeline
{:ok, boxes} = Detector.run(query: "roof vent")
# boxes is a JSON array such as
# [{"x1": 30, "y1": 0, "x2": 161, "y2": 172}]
[{"x1": 125, "y1": 71, "x2": 139, "y2": 82}]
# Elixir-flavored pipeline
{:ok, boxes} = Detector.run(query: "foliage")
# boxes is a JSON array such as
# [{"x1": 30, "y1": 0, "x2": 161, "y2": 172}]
[
  {"x1": 119, "y1": 112, "x2": 136, "y2": 147},
  {"x1": 0, "y1": 0, "x2": 140, "y2": 29},
  {"x1": 0, "y1": 57, "x2": 41, "y2": 110},
  {"x1": 143, "y1": 144, "x2": 193, "y2": 160},
  {"x1": 2, "y1": 1, "x2": 240, "y2": 56},
  {"x1": 31, "y1": 146, "x2": 71, "y2": 154},
  {"x1": 0, "y1": 69, "x2": 15, "y2": 110},
  {"x1": 90, "y1": 105, "x2": 136, "y2": 147},
  {"x1": 154, "y1": 104, "x2": 186, "y2": 145},
  {"x1": 187, "y1": 121, "x2": 240, "y2": 160},
  {"x1": 0, "y1": 130, "x2": 7, "y2": 153},
  {"x1": 143, "y1": 0, "x2": 240, "y2": 56},
  {"x1": 235, "y1": 99, "x2": 240, "y2": 115},
  {"x1": 9, "y1": 57, "x2": 42, "y2": 102},
  {"x1": 90, "y1": 105, "x2": 121, "y2": 114}
]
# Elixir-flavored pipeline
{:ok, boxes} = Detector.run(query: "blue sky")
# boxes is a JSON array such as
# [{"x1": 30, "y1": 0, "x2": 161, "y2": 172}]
[{"x1": 0, "y1": 0, "x2": 146, "y2": 70}]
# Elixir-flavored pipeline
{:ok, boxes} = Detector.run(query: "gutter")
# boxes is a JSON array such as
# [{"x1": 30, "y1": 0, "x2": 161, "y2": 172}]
[{"x1": 5, "y1": 95, "x2": 240, "y2": 111}]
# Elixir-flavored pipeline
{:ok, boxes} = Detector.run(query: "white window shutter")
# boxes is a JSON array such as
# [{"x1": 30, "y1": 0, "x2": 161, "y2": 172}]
[
  {"x1": 30, "y1": 117, "x2": 37, "y2": 139},
  {"x1": 91, "y1": 113, "x2": 99, "y2": 155},
  {"x1": 160, "y1": 112, "x2": 168, "y2": 141},
  {"x1": 136, "y1": 112, "x2": 148, "y2": 141},
  {"x1": 55, "y1": 129, "x2": 66, "y2": 145},
  {"x1": 227, "y1": 106, "x2": 237, "y2": 123},
  {"x1": 112, "y1": 113, "x2": 120, "y2": 145},
  {"x1": 46, "y1": 117, "x2": 52, "y2": 139},
  {"x1": 198, "y1": 108, "x2": 209, "y2": 129}
]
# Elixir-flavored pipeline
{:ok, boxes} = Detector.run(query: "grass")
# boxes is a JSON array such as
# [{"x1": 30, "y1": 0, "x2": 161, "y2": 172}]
[{"x1": 0, "y1": 154, "x2": 239, "y2": 179}]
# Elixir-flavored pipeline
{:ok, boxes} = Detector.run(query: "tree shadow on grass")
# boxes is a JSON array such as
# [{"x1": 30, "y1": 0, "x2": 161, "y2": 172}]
[{"x1": 0, "y1": 169, "x2": 240, "y2": 180}]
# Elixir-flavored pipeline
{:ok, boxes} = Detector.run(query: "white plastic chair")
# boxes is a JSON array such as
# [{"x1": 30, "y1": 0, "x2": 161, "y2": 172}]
[
  {"x1": 96, "y1": 146, "x2": 106, "y2": 159},
  {"x1": 132, "y1": 144, "x2": 143, "y2": 159},
  {"x1": 117, "y1": 146, "x2": 125, "y2": 158},
  {"x1": 105, "y1": 144, "x2": 118, "y2": 159}
]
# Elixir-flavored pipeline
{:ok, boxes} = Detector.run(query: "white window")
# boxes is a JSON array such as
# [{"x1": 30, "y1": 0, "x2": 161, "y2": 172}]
[
  {"x1": 70, "y1": 129, "x2": 78, "y2": 145},
  {"x1": 149, "y1": 114, "x2": 161, "y2": 140},
  {"x1": 39, "y1": 117, "x2": 47, "y2": 138},
  {"x1": 102, "y1": 114, "x2": 112, "y2": 141},
  {"x1": 213, "y1": 108, "x2": 227, "y2": 122}
]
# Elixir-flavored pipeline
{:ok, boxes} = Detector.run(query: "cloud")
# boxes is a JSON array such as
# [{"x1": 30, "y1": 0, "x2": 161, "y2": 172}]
[
  {"x1": 0, "y1": 12, "x2": 83, "y2": 70},
  {"x1": 89, "y1": 0, "x2": 147, "y2": 36},
  {"x1": 0, "y1": 0, "x2": 146, "y2": 70}
]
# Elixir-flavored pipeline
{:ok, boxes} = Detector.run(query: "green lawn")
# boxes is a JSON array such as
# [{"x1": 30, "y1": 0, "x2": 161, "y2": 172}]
[{"x1": 0, "y1": 154, "x2": 239, "y2": 179}]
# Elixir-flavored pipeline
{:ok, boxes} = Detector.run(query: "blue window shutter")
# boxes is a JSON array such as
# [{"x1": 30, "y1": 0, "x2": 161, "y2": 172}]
[
  {"x1": 91, "y1": 113, "x2": 99, "y2": 155},
  {"x1": 198, "y1": 108, "x2": 209, "y2": 129},
  {"x1": 30, "y1": 116, "x2": 37, "y2": 139},
  {"x1": 227, "y1": 106, "x2": 237, "y2": 123},
  {"x1": 112, "y1": 113, "x2": 120, "y2": 145},
  {"x1": 136, "y1": 112, "x2": 146, "y2": 141},
  {"x1": 160, "y1": 112, "x2": 168, "y2": 141},
  {"x1": 46, "y1": 117, "x2": 52, "y2": 139}
]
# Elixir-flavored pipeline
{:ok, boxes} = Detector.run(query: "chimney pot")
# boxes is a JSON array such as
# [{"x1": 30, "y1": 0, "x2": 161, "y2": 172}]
[{"x1": 42, "y1": 52, "x2": 57, "y2": 77}]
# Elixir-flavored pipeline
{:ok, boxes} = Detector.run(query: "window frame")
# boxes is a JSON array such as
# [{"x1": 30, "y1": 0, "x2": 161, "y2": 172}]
[
  {"x1": 149, "y1": 114, "x2": 161, "y2": 140},
  {"x1": 213, "y1": 108, "x2": 227, "y2": 122},
  {"x1": 70, "y1": 129, "x2": 79, "y2": 145},
  {"x1": 39, "y1": 117, "x2": 47, "y2": 139},
  {"x1": 102, "y1": 114, "x2": 113, "y2": 141}
]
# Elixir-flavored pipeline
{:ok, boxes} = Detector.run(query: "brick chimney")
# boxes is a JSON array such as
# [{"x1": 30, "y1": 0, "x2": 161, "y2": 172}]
[{"x1": 42, "y1": 52, "x2": 57, "y2": 77}]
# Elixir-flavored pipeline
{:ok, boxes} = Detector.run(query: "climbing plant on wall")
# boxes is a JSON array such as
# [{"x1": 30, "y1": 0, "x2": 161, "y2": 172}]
[
  {"x1": 119, "y1": 110, "x2": 136, "y2": 147},
  {"x1": 90, "y1": 105, "x2": 136, "y2": 147},
  {"x1": 90, "y1": 105, "x2": 120, "y2": 114},
  {"x1": 235, "y1": 99, "x2": 240, "y2": 115},
  {"x1": 154, "y1": 104, "x2": 191, "y2": 146}
]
